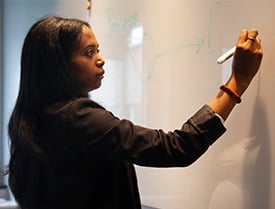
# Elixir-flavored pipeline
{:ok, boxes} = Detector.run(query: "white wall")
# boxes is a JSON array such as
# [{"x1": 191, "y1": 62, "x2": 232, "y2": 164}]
[{"x1": 0, "y1": 0, "x2": 3, "y2": 186}]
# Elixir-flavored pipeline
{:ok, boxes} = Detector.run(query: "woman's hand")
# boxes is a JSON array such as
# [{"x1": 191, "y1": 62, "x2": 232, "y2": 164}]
[
  {"x1": 209, "y1": 29, "x2": 263, "y2": 121},
  {"x1": 230, "y1": 29, "x2": 263, "y2": 94}
]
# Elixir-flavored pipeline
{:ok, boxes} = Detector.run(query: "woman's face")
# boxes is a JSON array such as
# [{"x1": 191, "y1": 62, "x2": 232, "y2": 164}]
[{"x1": 70, "y1": 25, "x2": 105, "y2": 93}]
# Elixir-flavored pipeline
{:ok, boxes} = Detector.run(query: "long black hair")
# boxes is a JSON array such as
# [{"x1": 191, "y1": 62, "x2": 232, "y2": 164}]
[{"x1": 8, "y1": 15, "x2": 90, "y2": 209}]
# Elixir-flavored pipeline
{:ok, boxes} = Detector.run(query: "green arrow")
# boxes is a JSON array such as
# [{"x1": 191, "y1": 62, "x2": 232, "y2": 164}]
[{"x1": 155, "y1": 38, "x2": 205, "y2": 59}]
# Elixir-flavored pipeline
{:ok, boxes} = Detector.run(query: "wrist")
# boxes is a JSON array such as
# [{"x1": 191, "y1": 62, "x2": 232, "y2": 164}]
[
  {"x1": 220, "y1": 85, "x2": 242, "y2": 104},
  {"x1": 225, "y1": 76, "x2": 250, "y2": 97}
]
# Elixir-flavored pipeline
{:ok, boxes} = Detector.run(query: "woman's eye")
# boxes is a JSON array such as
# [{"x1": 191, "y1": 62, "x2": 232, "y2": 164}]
[
  {"x1": 86, "y1": 49, "x2": 95, "y2": 57},
  {"x1": 86, "y1": 48, "x2": 100, "y2": 57}
]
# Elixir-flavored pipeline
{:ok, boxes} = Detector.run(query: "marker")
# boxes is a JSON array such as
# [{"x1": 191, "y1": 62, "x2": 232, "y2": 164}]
[{"x1": 216, "y1": 46, "x2": 236, "y2": 64}]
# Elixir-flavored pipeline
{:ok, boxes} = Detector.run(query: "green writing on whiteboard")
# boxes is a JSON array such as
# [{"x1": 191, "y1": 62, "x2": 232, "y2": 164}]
[{"x1": 106, "y1": 9, "x2": 141, "y2": 35}]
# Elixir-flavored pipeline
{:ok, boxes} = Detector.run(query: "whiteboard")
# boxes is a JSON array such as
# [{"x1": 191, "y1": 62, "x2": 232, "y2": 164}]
[{"x1": 90, "y1": 1, "x2": 275, "y2": 209}]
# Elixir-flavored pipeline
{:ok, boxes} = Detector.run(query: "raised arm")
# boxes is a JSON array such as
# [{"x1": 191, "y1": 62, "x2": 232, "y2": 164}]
[{"x1": 209, "y1": 29, "x2": 263, "y2": 120}]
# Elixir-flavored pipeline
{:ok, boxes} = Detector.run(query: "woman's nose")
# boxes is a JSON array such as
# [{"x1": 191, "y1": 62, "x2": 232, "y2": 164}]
[{"x1": 96, "y1": 56, "x2": 105, "y2": 68}]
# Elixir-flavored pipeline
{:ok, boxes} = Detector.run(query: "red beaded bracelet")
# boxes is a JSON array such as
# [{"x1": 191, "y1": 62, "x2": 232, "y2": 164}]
[{"x1": 220, "y1": 85, "x2": 242, "y2": 104}]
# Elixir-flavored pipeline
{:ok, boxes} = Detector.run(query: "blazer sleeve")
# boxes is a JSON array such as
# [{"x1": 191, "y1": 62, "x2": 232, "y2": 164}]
[{"x1": 59, "y1": 98, "x2": 226, "y2": 168}]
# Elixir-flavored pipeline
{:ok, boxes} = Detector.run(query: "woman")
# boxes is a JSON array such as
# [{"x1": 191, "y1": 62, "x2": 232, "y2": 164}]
[{"x1": 8, "y1": 16, "x2": 263, "y2": 209}]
